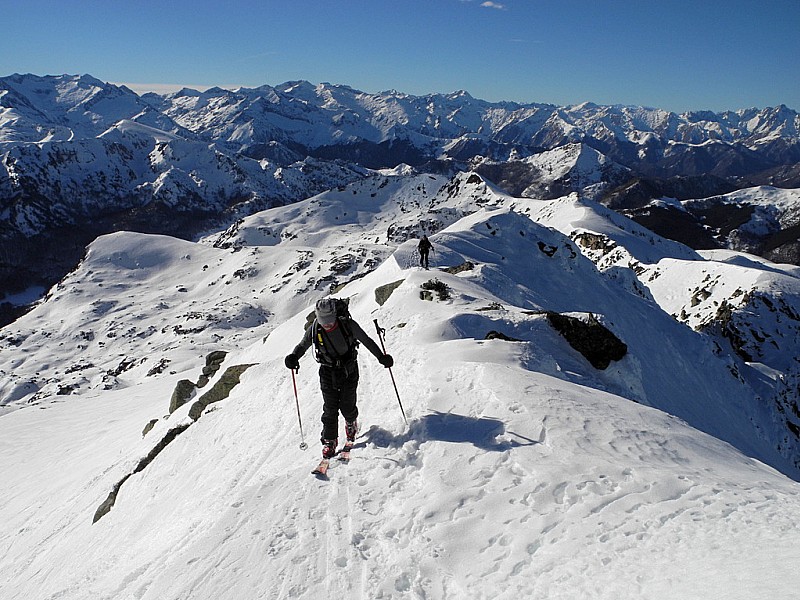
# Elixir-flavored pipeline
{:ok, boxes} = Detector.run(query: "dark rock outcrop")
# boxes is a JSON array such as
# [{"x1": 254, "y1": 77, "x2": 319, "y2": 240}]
[
  {"x1": 188, "y1": 364, "x2": 256, "y2": 421},
  {"x1": 375, "y1": 279, "x2": 404, "y2": 306},
  {"x1": 546, "y1": 312, "x2": 628, "y2": 370}
]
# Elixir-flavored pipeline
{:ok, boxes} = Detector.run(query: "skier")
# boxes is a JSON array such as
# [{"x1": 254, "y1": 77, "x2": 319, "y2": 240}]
[
  {"x1": 418, "y1": 235, "x2": 433, "y2": 269},
  {"x1": 284, "y1": 298, "x2": 393, "y2": 460}
]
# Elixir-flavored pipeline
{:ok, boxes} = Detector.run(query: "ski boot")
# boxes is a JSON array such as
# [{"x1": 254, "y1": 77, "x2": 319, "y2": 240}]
[
  {"x1": 322, "y1": 438, "x2": 338, "y2": 459},
  {"x1": 345, "y1": 420, "x2": 359, "y2": 443}
]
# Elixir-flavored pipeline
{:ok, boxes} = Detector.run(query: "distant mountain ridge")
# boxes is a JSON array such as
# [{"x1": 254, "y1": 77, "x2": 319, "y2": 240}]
[
  {"x1": 3, "y1": 74, "x2": 798, "y2": 172},
  {"x1": 2, "y1": 73, "x2": 799, "y2": 321}
]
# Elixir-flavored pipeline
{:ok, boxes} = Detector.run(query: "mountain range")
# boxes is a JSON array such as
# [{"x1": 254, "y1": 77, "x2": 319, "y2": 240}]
[{"x1": 2, "y1": 73, "x2": 800, "y2": 326}]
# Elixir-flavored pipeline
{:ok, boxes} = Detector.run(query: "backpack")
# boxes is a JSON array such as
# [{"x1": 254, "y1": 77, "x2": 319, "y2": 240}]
[{"x1": 312, "y1": 298, "x2": 358, "y2": 366}]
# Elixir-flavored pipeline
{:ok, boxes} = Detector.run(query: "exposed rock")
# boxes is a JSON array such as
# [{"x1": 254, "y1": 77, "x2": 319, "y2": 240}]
[
  {"x1": 108, "y1": 357, "x2": 138, "y2": 377},
  {"x1": 93, "y1": 476, "x2": 130, "y2": 524},
  {"x1": 146, "y1": 358, "x2": 170, "y2": 376},
  {"x1": 574, "y1": 232, "x2": 616, "y2": 255},
  {"x1": 537, "y1": 242, "x2": 558, "y2": 257},
  {"x1": 477, "y1": 302, "x2": 505, "y2": 312},
  {"x1": 169, "y1": 379, "x2": 197, "y2": 414},
  {"x1": 94, "y1": 356, "x2": 251, "y2": 523},
  {"x1": 602, "y1": 175, "x2": 738, "y2": 210},
  {"x1": 442, "y1": 261, "x2": 475, "y2": 275},
  {"x1": 375, "y1": 279, "x2": 405, "y2": 306},
  {"x1": 206, "y1": 353, "x2": 233, "y2": 376},
  {"x1": 93, "y1": 423, "x2": 191, "y2": 523},
  {"x1": 485, "y1": 330, "x2": 523, "y2": 342},
  {"x1": 188, "y1": 364, "x2": 256, "y2": 421},
  {"x1": 420, "y1": 278, "x2": 451, "y2": 301},
  {"x1": 196, "y1": 350, "x2": 228, "y2": 386},
  {"x1": 142, "y1": 418, "x2": 159, "y2": 437},
  {"x1": 546, "y1": 312, "x2": 628, "y2": 370}
]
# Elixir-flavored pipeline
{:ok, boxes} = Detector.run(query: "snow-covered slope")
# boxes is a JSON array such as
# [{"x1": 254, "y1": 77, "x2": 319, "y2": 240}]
[
  {"x1": 1, "y1": 121, "x2": 369, "y2": 239},
  {"x1": 1, "y1": 171, "x2": 800, "y2": 599},
  {"x1": 470, "y1": 142, "x2": 632, "y2": 201},
  {"x1": 683, "y1": 186, "x2": 800, "y2": 260},
  {"x1": 529, "y1": 193, "x2": 800, "y2": 472},
  {"x1": 0, "y1": 74, "x2": 176, "y2": 144},
  {"x1": 0, "y1": 172, "x2": 450, "y2": 406}
]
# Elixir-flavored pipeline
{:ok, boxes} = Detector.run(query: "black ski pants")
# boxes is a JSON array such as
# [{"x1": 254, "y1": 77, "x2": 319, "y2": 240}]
[{"x1": 319, "y1": 362, "x2": 359, "y2": 441}]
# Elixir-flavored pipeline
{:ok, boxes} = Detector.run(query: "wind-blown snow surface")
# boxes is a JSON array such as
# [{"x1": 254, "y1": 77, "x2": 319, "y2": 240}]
[{"x1": 2, "y1": 173, "x2": 800, "y2": 599}]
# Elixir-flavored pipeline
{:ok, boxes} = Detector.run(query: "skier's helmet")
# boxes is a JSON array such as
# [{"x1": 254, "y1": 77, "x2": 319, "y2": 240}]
[{"x1": 315, "y1": 298, "x2": 338, "y2": 328}]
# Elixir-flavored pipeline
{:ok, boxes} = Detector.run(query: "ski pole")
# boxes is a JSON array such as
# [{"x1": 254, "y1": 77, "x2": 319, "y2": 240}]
[
  {"x1": 373, "y1": 319, "x2": 408, "y2": 425},
  {"x1": 291, "y1": 368, "x2": 308, "y2": 450}
]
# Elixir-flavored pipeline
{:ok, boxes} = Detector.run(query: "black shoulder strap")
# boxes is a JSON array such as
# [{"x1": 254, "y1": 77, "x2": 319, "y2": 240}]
[
  {"x1": 338, "y1": 316, "x2": 356, "y2": 346},
  {"x1": 313, "y1": 318, "x2": 358, "y2": 365}
]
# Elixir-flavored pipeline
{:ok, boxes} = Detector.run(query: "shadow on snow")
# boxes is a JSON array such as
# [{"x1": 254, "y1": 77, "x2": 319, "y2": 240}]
[{"x1": 363, "y1": 410, "x2": 540, "y2": 452}]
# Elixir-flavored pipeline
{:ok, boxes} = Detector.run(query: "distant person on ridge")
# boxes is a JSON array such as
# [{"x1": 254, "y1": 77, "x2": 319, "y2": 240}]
[
  {"x1": 284, "y1": 298, "x2": 393, "y2": 459},
  {"x1": 418, "y1": 235, "x2": 433, "y2": 269}
]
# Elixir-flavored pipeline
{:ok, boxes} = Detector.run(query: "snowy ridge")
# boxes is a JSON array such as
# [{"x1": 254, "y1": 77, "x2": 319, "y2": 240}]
[
  {"x1": 3, "y1": 74, "x2": 799, "y2": 170},
  {"x1": 527, "y1": 194, "x2": 800, "y2": 471},
  {"x1": 0, "y1": 172, "x2": 462, "y2": 406},
  {"x1": 515, "y1": 143, "x2": 631, "y2": 200},
  {"x1": 0, "y1": 126, "x2": 368, "y2": 238},
  {"x1": 683, "y1": 186, "x2": 800, "y2": 249},
  {"x1": 2, "y1": 170, "x2": 800, "y2": 598}
]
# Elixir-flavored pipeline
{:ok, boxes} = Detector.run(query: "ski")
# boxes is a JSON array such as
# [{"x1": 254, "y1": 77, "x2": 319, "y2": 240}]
[
  {"x1": 311, "y1": 440, "x2": 353, "y2": 477},
  {"x1": 311, "y1": 458, "x2": 330, "y2": 477},
  {"x1": 337, "y1": 441, "x2": 354, "y2": 463}
]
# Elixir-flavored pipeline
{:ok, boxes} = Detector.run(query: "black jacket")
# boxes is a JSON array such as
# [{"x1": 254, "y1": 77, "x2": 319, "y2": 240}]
[{"x1": 292, "y1": 318, "x2": 383, "y2": 366}]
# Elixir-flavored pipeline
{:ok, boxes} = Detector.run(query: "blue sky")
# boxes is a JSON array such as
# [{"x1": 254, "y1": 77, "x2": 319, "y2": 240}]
[{"x1": 2, "y1": 0, "x2": 798, "y2": 112}]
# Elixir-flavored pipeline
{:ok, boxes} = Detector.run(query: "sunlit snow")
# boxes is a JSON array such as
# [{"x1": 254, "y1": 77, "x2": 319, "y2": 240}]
[{"x1": 1, "y1": 172, "x2": 799, "y2": 599}]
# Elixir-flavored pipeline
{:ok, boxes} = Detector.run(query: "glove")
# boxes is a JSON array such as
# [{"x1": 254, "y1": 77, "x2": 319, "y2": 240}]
[
  {"x1": 284, "y1": 353, "x2": 300, "y2": 370},
  {"x1": 379, "y1": 354, "x2": 394, "y2": 368}
]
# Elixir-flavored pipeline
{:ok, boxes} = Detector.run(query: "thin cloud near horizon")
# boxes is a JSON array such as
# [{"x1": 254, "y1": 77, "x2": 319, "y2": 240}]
[{"x1": 460, "y1": 0, "x2": 507, "y2": 9}]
